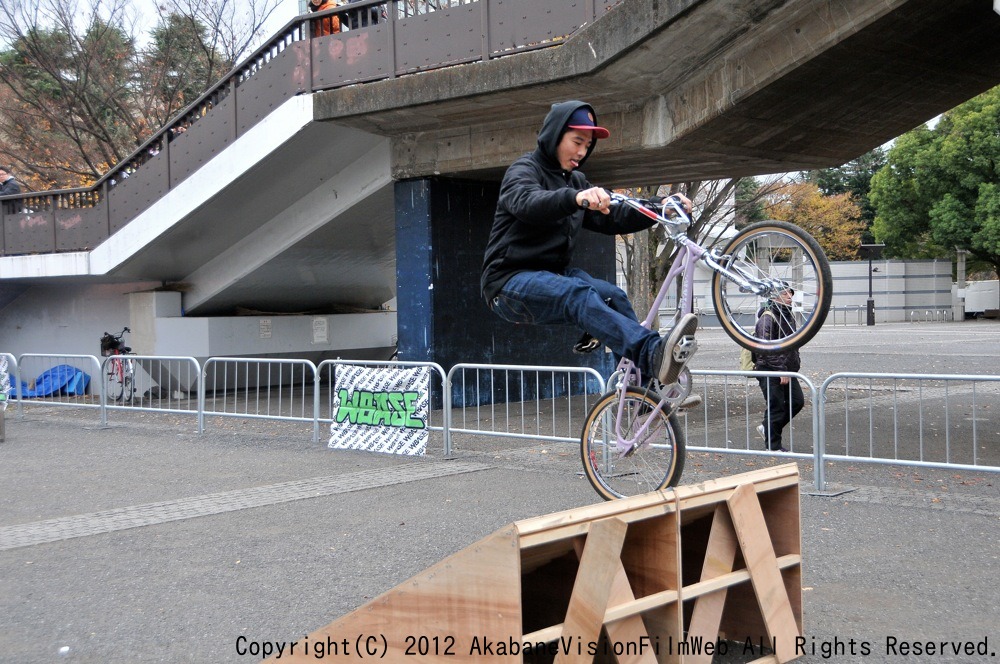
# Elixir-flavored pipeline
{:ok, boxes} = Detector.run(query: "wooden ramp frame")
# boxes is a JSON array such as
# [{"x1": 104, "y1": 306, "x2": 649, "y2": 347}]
[{"x1": 269, "y1": 463, "x2": 803, "y2": 663}]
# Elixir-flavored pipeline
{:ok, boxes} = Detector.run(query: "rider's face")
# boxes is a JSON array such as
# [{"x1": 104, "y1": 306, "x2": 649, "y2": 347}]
[{"x1": 556, "y1": 129, "x2": 594, "y2": 171}]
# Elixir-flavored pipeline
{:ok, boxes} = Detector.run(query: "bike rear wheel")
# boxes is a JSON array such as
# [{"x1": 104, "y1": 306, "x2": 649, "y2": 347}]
[
  {"x1": 711, "y1": 220, "x2": 832, "y2": 354},
  {"x1": 104, "y1": 357, "x2": 133, "y2": 403},
  {"x1": 580, "y1": 386, "x2": 685, "y2": 500}
]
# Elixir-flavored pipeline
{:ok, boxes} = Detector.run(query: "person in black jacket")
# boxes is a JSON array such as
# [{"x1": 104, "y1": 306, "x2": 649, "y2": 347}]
[
  {"x1": 753, "y1": 284, "x2": 804, "y2": 452},
  {"x1": 481, "y1": 100, "x2": 698, "y2": 386},
  {"x1": 0, "y1": 165, "x2": 22, "y2": 214}
]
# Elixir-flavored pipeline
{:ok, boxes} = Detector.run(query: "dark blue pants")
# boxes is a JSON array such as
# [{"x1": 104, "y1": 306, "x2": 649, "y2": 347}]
[
  {"x1": 757, "y1": 375, "x2": 804, "y2": 449},
  {"x1": 490, "y1": 268, "x2": 661, "y2": 376}
]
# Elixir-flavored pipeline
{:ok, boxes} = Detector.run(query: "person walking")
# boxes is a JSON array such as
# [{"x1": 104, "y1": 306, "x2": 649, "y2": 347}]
[
  {"x1": 481, "y1": 100, "x2": 699, "y2": 387},
  {"x1": 754, "y1": 284, "x2": 804, "y2": 452}
]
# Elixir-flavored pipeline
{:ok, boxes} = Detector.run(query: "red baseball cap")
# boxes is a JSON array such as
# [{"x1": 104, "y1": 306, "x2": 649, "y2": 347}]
[{"x1": 566, "y1": 107, "x2": 610, "y2": 139}]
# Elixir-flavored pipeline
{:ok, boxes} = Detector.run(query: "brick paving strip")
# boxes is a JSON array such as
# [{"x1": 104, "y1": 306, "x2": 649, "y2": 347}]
[
  {"x1": 458, "y1": 446, "x2": 1000, "y2": 517},
  {"x1": 0, "y1": 460, "x2": 490, "y2": 551},
  {"x1": 833, "y1": 484, "x2": 1000, "y2": 517}
]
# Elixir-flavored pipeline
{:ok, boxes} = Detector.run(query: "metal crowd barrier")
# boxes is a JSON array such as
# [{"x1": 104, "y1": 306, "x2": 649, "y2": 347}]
[
  {"x1": 12, "y1": 354, "x2": 103, "y2": 417},
  {"x1": 817, "y1": 372, "x2": 1000, "y2": 490},
  {"x1": 445, "y1": 363, "x2": 606, "y2": 450},
  {"x1": 100, "y1": 356, "x2": 202, "y2": 429},
  {"x1": 201, "y1": 357, "x2": 319, "y2": 440},
  {"x1": 2, "y1": 354, "x2": 998, "y2": 493}
]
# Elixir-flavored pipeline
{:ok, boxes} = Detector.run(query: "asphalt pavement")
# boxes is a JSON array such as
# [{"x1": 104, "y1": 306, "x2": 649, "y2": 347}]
[{"x1": 0, "y1": 321, "x2": 998, "y2": 663}]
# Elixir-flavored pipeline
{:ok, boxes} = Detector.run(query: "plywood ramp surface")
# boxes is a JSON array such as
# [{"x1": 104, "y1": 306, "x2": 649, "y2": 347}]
[{"x1": 266, "y1": 463, "x2": 803, "y2": 663}]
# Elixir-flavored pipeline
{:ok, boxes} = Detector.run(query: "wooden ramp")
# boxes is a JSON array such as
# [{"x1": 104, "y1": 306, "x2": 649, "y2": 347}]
[{"x1": 268, "y1": 463, "x2": 803, "y2": 663}]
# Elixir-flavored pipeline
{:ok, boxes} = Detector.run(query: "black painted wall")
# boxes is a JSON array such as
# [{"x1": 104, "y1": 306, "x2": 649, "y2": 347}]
[{"x1": 395, "y1": 177, "x2": 616, "y2": 404}]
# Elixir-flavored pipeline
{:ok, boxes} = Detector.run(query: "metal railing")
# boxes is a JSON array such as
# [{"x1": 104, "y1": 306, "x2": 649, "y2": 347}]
[
  {"x1": 817, "y1": 372, "x2": 1000, "y2": 489},
  {"x1": 201, "y1": 357, "x2": 320, "y2": 439},
  {"x1": 445, "y1": 363, "x2": 606, "y2": 449},
  {"x1": 12, "y1": 354, "x2": 103, "y2": 417},
  {"x1": 100, "y1": 355, "x2": 202, "y2": 429},
  {"x1": 0, "y1": 0, "x2": 621, "y2": 256},
  {"x1": 3, "y1": 353, "x2": 997, "y2": 493},
  {"x1": 682, "y1": 370, "x2": 817, "y2": 452}
]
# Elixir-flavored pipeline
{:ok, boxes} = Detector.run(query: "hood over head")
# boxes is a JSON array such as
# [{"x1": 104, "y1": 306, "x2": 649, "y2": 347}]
[{"x1": 535, "y1": 100, "x2": 608, "y2": 171}]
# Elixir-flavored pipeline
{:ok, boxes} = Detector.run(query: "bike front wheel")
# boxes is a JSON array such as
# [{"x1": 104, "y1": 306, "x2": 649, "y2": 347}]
[
  {"x1": 711, "y1": 220, "x2": 833, "y2": 355},
  {"x1": 580, "y1": 386, "x2": 685, "y2": 500}
]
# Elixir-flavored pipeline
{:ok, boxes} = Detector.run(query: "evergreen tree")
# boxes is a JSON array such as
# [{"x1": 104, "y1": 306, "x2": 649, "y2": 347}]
[{"x1": 870, "y1": 85, "x2": 1000, "y2": 276}]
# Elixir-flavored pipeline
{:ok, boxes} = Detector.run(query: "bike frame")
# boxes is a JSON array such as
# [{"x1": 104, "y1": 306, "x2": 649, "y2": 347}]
[
  {"x1": 109, "y1": 353, "x2": 130, "y2": 382},
  {"x1": 606, "y1": 194, "x2": 771, "y2": 454}
]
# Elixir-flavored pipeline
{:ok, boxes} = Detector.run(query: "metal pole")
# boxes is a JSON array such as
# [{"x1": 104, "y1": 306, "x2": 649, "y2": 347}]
[{"x1": 866, "y1": 257, "x2": 875, "y2": 325}]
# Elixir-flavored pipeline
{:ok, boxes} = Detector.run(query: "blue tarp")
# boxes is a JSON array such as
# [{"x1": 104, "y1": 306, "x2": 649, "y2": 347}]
[{"x1": 19, "y1": 365, "x2": 91, "y2": 398}]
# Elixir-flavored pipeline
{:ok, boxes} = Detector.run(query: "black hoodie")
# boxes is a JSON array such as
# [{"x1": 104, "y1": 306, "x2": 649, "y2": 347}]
[{"x1": 480, "y1": 100, "x2": 656, "y2": 302}]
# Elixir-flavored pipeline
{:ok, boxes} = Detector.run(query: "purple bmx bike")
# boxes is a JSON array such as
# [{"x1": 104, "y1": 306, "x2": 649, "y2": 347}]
[{"x1": 581, "y1": 193, "x2": 832, "y2": 499}]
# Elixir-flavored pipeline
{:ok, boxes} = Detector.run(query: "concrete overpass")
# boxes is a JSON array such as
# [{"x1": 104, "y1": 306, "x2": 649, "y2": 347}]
[{"x1": 1, "y1": 0, "x2": 998, "y2": 367}]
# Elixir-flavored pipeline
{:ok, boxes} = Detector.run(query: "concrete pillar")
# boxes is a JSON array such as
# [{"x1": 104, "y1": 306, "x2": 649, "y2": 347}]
[
  {"x1": 129, "y1": 291, "x2": 183, "y2": 355},
  {"x1": 394, "y1": 177, "x2": 614, "y2": 403}
]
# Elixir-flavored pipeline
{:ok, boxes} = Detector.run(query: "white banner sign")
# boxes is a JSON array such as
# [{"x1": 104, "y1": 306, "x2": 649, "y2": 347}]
[
  {"x1": 329, "y1": 365, "x2": 430, "y2": 455},
  {"x1": 0, "y1": 355, "x2": 9, "y2": 411}
]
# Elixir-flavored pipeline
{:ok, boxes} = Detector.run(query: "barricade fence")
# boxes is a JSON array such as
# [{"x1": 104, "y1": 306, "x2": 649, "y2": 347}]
[
  {"x1": 100, "y1": 356, "x2": 202, "y2": 428},
  {"x1": 202, "y1": 357, "x2": 320, "y2": 442},
  {"x1": 445, "y1": 363, "x2": 606, "y2": 450},
  {"x1": 817, "y1": 372, "x2": 1000, "y2": 489},
  {"x1": 3, "y1": 354, "x2": 997, "y2": 491},
  {"x1": 13, "y1": 354, "x2": 103, "y2": 417}
]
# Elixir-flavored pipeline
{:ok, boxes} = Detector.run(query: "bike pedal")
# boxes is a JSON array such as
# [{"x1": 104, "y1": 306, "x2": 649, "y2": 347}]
[{"x1": 672, "y1": 336, "x2": 698, "y2": 362}]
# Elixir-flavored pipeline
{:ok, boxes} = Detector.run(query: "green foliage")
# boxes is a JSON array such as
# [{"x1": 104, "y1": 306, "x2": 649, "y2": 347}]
[
  {"x1": 870, "y1": 85, "x2": 1000, "y2": 275},
  {"x1": 735, "y1": 177, "x2": 767, "y2": 228},
  {"x1": 0, "y1": 0, "x2": 263, "y2": 189},
  {"x1": 147, "y1": 14, "x2": 227, "y2": 110},
  {"x1": 805, "y1": 147, "x2": 886, "y2": 237}
]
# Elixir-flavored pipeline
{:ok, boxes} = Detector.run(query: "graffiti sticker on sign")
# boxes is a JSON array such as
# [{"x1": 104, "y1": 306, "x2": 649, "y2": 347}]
[{"x1": 329, "y1": 364, "x2": 430, "y2": 455}]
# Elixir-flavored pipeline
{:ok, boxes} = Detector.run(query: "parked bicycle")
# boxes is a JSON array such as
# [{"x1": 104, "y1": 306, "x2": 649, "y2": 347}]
[
  {"x1": 100, "y1": 327, "x2": 135, "y2": 403},
  {"x1": 581, "y1": 193, "x2": 832, "y2": 499}
]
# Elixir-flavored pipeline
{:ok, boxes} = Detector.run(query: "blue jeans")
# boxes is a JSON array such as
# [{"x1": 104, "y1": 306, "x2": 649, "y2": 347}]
[{"x1": 490, "y1": 269, "x2": 661, "y2": 376}]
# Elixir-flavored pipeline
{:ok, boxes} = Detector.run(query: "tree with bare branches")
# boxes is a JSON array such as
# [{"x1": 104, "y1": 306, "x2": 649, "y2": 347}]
[
  {"x1": 618, "y1": 176, "x2": 791, "y2": 326},
  {"x1": 0, "y1": 0, "x2": 280, "y2": 190}
]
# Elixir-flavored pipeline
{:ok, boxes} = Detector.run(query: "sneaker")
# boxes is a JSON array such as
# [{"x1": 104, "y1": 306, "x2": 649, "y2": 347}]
[
  {"x1": 756, "y1": 424, "x2": 766, "y2": 441},
  {"x1": 767, "y1": 446, "x2": 789, "y2": 453},
  {"x1": 656, "y1": 313, "x2": 699, "y2": 385},
  {"x1": 573, "y1": 332, "x2": 601, "y2": 354}
]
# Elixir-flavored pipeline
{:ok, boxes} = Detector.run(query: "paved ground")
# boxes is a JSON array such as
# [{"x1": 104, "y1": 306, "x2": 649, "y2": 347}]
[{"x1": 1, "y1": 321, "x2": 998, "y2": 663}]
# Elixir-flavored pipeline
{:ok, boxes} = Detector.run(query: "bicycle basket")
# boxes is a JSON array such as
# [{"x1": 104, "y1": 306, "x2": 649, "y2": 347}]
[{"x1": 100, "y1": 333, "x2": 122, "y2": 356}]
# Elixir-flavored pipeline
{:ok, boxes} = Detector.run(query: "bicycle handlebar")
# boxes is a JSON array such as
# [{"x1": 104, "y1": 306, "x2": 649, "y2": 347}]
[{"x1": 102, "y1": 327, "x2": 131, "y2": 341}]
